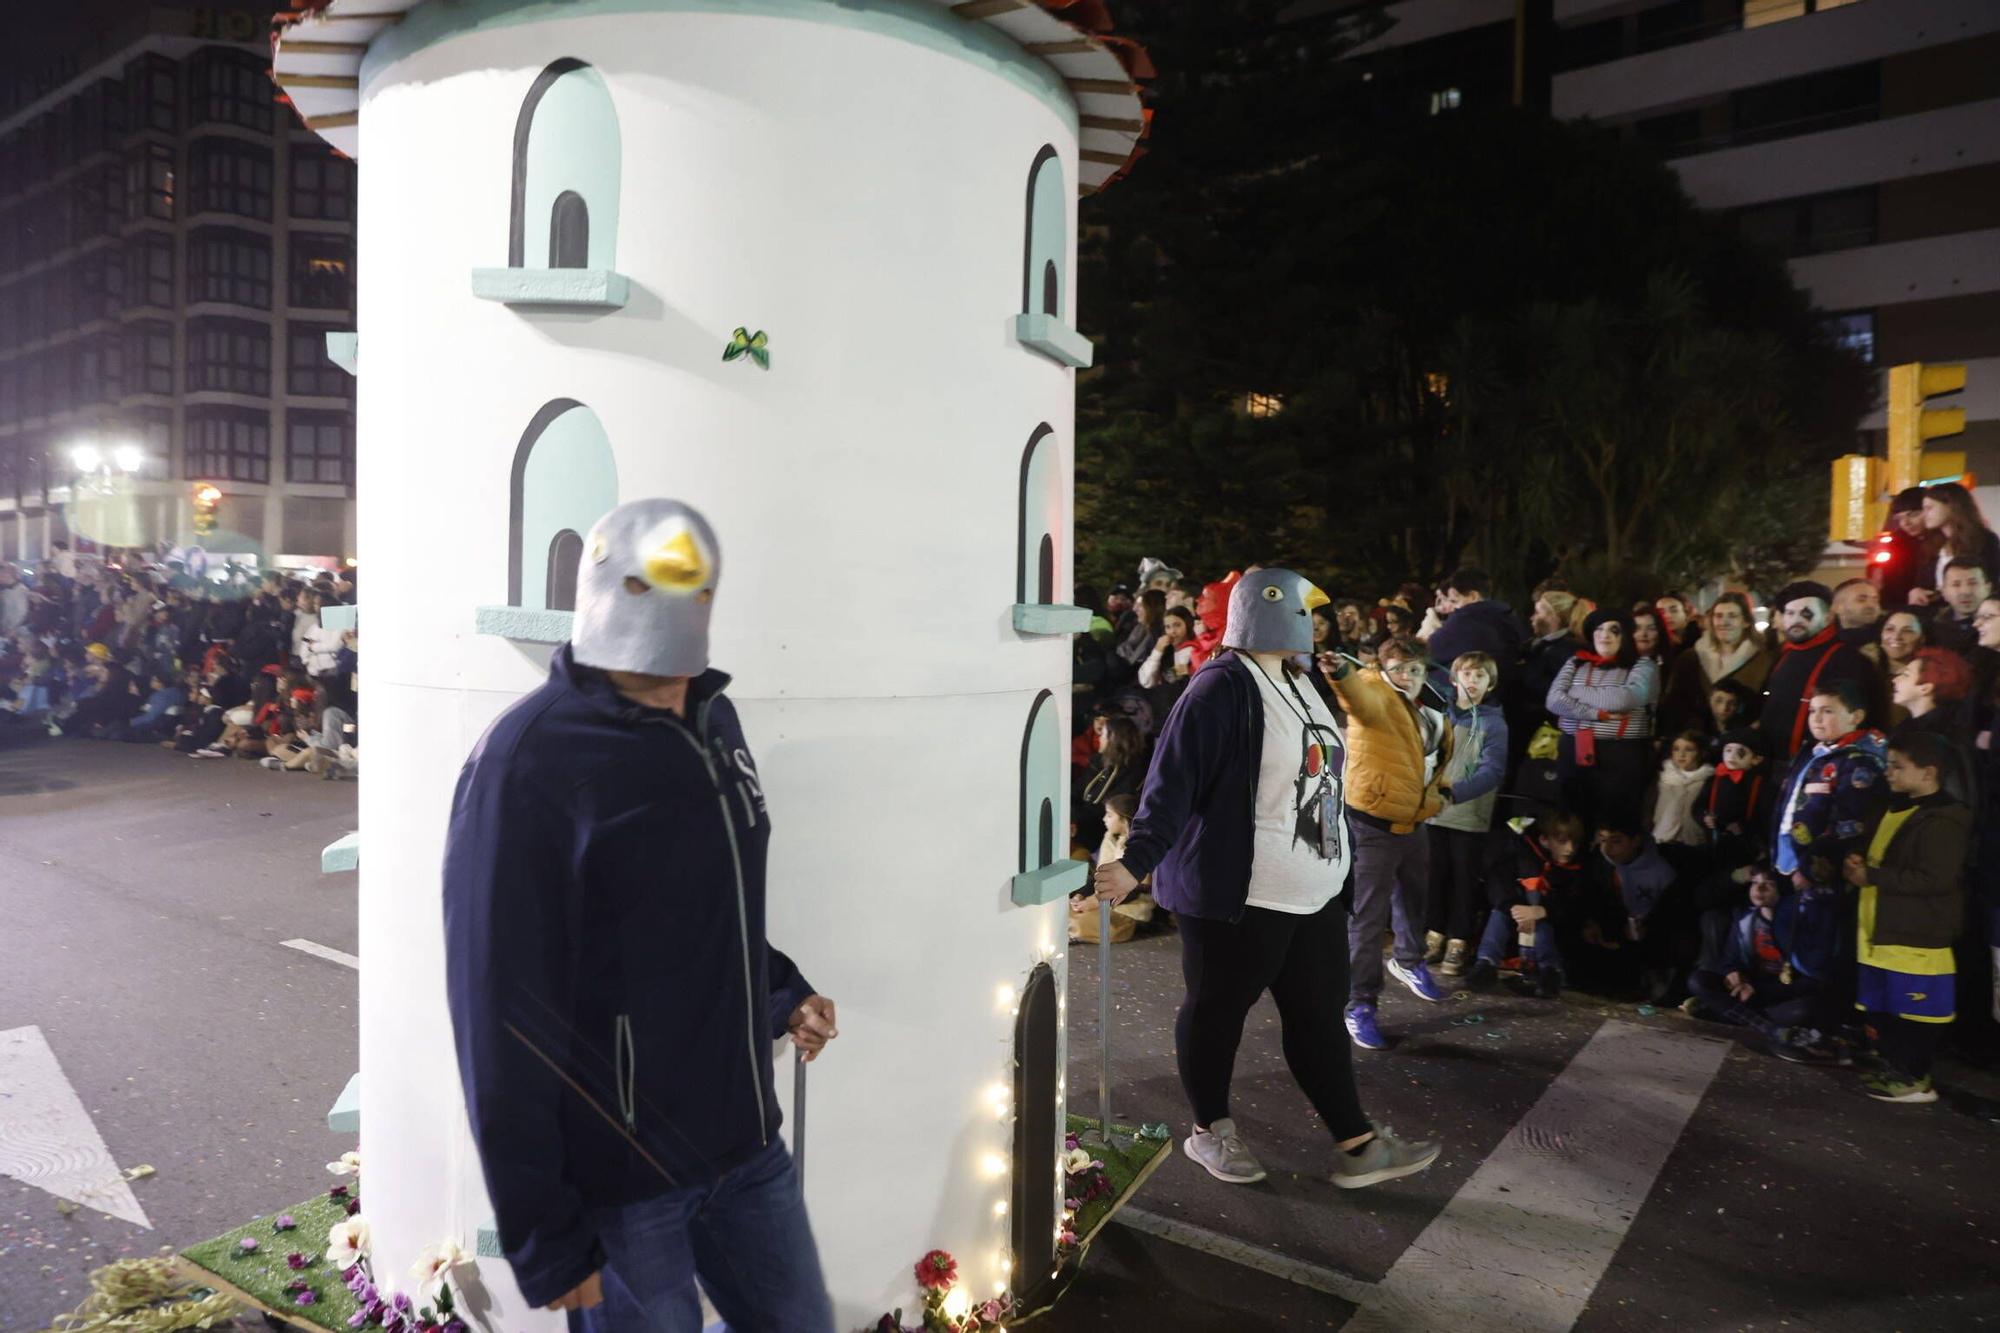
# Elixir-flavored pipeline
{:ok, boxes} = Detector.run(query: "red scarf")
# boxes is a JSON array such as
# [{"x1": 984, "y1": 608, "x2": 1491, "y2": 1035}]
[
  {"x1": 1573, "y1": 650, "x2": 1619, "y2": 667},
  {"x1": 1779, "y1": 625, "x2": 1836, "y2": 655}
]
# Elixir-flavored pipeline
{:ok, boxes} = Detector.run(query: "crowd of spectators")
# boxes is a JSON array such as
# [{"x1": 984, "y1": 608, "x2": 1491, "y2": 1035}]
[
  {"x1": 1071, "y1": 480, "x2": 2000, "y2": 1107},
  {"x1": 1, "y1": 543, "x2": 359, "y2": 778}
]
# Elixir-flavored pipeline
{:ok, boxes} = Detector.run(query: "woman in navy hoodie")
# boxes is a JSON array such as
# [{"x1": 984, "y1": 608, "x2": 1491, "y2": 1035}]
[{"x1": 1095, "y1": 569, "x2": 1441, "y2": 1193}]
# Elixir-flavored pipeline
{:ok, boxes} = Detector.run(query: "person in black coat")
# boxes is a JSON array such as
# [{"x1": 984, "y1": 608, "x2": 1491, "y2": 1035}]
[{"x1": 1760, "y1": 581, "x2": 1884, "y2": 767}]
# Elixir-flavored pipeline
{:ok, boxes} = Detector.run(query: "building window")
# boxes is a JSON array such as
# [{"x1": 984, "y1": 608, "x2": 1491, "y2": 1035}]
[
  {"x1": 78, "y1": 247, "x2": 127, "y2": 320},
  {"x1": 187, "y1": 228, "x2": 272, "y2": 307},
  {"x1": 123, "y1": 320, "x2": 174, "y2": 395},
  {"x1": 185, "y1": 405, "x2": 269, "y2": 483},
  {"x1": 288, "y1": 323, "x2": 352, "y2": 398},
  {"x1": 189, "y1": 139, "x2": 272, "y2": 220},
  {"x1": 1824, "y1": 311, "x2": 1875, "y2": 365},
  {"x1": 1728, "y1": 61, "x2": 1879, "y2": 149},
  {"x1": 126, "y1": 54, "x2": 177, "y2": 134},
  {"x1": 126, "y1": 141, "x2": 175, "y2": 220},
  {"x1": 186, "y1": 317, "x2": 270, "y2": 395},
  {"x1": 78, "y1": 332, "x2": 124, "y2": 404},
  {"x1": 1735, "y1": 186, "x2": 1876, "y2": 259},
  {"x1": 287, "y1": 410, "x2": 353, "y2": 486},
  {"x1": 1243, "y1": 392, "x2": 1285, "y2": 418},
  {"x1": 1428, "y1": 87, "x2": 1462, "y2": 115},
  {"x1": 290, "y1": 234, "x2": 354, "y2": 309},
  {"x1": 187, "y1": 48, "x2": 274, "y2": 134},
  {"x1": 125, "y1": 232, "x2": 175, "y2": 308},
  {"x1": 1743, "y1": 0, "x2": 1859, "y2": 28},
  {"x1": 290, "y1": 147, "x2": 354, "y2": 222}
]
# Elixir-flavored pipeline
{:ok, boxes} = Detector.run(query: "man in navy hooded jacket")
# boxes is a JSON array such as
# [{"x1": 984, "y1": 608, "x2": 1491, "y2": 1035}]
[{"x1": 444, "y1": 500, "x2": 838, "y2": 1331}]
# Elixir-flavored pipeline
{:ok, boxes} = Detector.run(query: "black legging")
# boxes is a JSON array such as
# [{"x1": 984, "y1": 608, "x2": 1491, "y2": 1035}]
[
  {"x1": 1175, "y1": 897, "x2": 1371, "y2": 1141},
  {"x1": 1426, "y1": 825, "x2": 1488, "y2": 942},
  {"x1": 1557, "y1": 732, "x2": 1651, "y2": 830}
]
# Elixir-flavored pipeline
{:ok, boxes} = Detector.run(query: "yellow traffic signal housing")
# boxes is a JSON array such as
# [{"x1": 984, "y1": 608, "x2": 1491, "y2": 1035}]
[
  {"x1": 1829, "y1": 454, "x2": 1884, "y2": 542},
  {"x1": 1886, "y1": 362, "x2": 1966, "y2": 495},
  {"x1": 191, "y1": 482, "x2": 221, "y2": 536}
]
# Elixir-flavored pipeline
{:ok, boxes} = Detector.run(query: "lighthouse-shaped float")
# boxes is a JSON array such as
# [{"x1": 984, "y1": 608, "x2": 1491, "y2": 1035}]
[{"x1": 270, "y1": 1, "x2": 1147, "y2": 1324}]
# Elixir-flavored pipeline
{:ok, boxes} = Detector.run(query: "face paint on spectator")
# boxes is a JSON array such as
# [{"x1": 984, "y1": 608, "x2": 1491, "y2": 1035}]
[
  {"x1": 1721, "y1": 742, "x2": 1762, "y2": 772},
  {"x1": 1778, "y1": 597, "x2": 1829, "y2": 644}
]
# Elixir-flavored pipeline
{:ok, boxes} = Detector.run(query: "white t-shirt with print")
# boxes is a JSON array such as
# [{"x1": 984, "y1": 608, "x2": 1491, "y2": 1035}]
[{"x1": 1243, "y1": 660, "x2": 1351, "y2": 914}]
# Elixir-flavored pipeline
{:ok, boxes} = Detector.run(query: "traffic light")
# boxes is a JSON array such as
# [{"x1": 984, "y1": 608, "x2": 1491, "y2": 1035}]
[
  {"x1": 192, "y1": 482, "x2": 221, "y2": 536},
  {"x1": 1829, "y1": 454, "x2": 1885, "y2": 542},
  {"x1": 1885, "y1": 361, "x2": 1966, "y2": 495}
]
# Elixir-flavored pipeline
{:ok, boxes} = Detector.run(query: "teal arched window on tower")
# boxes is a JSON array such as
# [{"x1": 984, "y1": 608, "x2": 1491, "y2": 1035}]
[
  {"x1": 1012, "y1": 146, "x2": 1092, "y2": 368},
  {"x1": 1011, "y1": 425, "x2": 1090, "y2": 637},
  {"x1": 512, "y1": 59, "x2": 620, "y2": 271},
  {"x1": 507, "y1": 399, "x2": 618, "y2": 613},
  {"x1": 1013, "y1": 690, "x2": 1087, "y2": 905},
  {"x1": 472, "y1": 59, "x2": 628, "y2": 307},
  {"x1": 1023, "y1": 145, "x2": 1066, "y2": 321}
]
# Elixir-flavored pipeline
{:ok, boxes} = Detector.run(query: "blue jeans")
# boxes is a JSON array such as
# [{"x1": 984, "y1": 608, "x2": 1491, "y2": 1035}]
[
  {"x1": 1477, "y1": 910, "x2": 1566, "y2": 977},
  {"x1": 571, "y1": 1140, "x2": 832, "y2": 1333}
]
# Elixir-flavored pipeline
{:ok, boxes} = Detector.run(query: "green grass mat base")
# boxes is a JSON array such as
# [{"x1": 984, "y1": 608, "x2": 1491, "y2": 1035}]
[
  {"x1": 1064, "y1": 1114, "x2": 1168, "y2": 1244},
  {"x1": 180, "y1": 1192, "x2": 358, "y2": 1333}
]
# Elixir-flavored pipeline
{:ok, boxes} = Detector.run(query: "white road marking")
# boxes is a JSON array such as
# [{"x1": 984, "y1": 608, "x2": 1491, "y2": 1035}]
[
  {"x1": 1343, "y1": 1019, "x2": 1729, "y2": 1332},
  {"x1": 281, "y1": 938, "x2": 360, "y2": 970},
  {"x1": 0, "y1": 1026, "x2": 152, "y2": 1228},
  {"x1": 1117, "y1": 1206, "x2": 1373, "y2": 1303}
]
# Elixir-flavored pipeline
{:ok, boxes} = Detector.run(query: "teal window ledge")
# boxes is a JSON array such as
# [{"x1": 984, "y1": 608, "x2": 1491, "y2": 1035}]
[
  {"x1": 1012, "y1": 858, "x2": 1088, "y2": 906},
  {"x1": 475, "y1": 605, "x2": 573, "y2": 643},
  {"x1": 1014, "y1": 313, "x2": 1094, "y2": 369},
  {"x1": 321, "y1": 831, "x2": 359, "y2": 874},
  {"x1": 1013, "y1": 603, "x2": 1091, "y2": 635},
  {"x1": 471, "y1": 267, "x2": 630, "y2": 308},
  {"x1": 320, "y1": 604, "x2": 357, "y2": 632},
  {"x1": 327, "y1": 1071, "x2": 360, "y2": 1134},
  {"x1": 324, "y1": 331, "x2": 357, "y2": 375}
]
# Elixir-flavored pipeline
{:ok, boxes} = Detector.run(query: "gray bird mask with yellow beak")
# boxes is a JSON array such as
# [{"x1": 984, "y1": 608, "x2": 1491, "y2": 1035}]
[
  {"x1": 1221, "y1": 568, "x2": 1329, "y2": 656},
  {"x1": 571, "y1": 498, "x2": 721, "y2": 678}
]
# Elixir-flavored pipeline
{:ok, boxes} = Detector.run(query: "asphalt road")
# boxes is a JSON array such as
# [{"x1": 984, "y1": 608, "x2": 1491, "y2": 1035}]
[
  {"x1": 5, "y1": 735, "x2": 1998, "y2": 1332},
  {"x1": 1051, "y1": 920, "x2": 2000, "y2": 1332},
  {"x1": 0, "y1": 727, "x2": 358, "y2": 1329}
]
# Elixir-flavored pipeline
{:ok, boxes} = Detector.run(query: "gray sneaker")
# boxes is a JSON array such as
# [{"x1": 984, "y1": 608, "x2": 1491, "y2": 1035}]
[
  {"x1": 1184, "y1": 1117, "x2": 1268, "y2": 1184},
  {"x1": 1331, "y1": 1125, "x2": 1441, "y2": 1190}
]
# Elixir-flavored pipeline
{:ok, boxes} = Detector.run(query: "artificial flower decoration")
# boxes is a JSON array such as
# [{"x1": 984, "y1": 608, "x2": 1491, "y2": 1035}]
[
  {"x1": 721, "y1": 328, "x2": 770, "y2": 370},
  {"x1": 1061, "y1": 1147, "x2": 1094, "y2": 1174},
  {"x1": 914, "y1": 1249, "x2": 957, "y2": 1292},
  {"x1": 288, "y1": 1252, "x2": 310, "y2": 1271},
  {"x1": 410, "y1": 1240, "x2": 468, "y2": 1302},
  {"x1": 347, "y1": 1198, "x2": 364, "y2": 1217},
  {"x1": 329, "y1": 1184, "x2": 352, "y2": 1200},
  {"x1": 238, "y1": 1237, "x2": 260, "y2": 1255},
  {"x1": 326, "y1": 1217, "x2": 372, "y2": 1268},
  {"x1": 327, "y1": 1151, "x2": 362, "y2": 1178},
  {"x1": 275, "y1": 1214, "x2": 298, "y2": 1231}
]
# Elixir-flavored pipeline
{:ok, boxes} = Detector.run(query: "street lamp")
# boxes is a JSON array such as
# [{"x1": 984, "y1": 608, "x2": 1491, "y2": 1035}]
[
  {"x1": 71, "y1": 443, "x2": 103, "y2": 473},
  {"x1": 112, "y1": 443, "x2": 145, "y2": 474}
]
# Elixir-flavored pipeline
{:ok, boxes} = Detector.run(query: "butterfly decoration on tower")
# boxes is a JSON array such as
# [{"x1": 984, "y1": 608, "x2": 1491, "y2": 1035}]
[{"x1": 722, "y1": 327, "x2": 770, "y2": 370}]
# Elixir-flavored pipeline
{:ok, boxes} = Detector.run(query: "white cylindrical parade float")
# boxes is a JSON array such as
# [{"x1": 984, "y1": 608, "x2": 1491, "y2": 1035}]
[{"x1": 272, "y1": 1, "x2": 1145, "y2": 1324}]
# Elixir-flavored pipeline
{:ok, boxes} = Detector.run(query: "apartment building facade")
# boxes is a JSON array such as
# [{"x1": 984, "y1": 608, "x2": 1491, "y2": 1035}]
[
  {"x1": 0, "y1": 5, "x2": 357, "y2": 567},
  {"x1": 1311, "y1": 0, "x2": 2000, "y2": 481}
]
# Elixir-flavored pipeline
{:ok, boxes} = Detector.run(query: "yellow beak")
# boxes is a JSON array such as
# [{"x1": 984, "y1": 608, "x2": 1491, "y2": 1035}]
[
  {"x1": 642, "y1": 530, "x2": 709, "y2": 591},
  {"x1": 1302, "y1": 583, "x2": 1330, "y2": 613}
]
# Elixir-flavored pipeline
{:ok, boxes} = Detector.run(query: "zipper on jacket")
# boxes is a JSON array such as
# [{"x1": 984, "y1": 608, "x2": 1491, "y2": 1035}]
[
  {"x1": 614, "y1": 1014, "x2": 637, "y2": 1133},
  {"x1": 645, "y1": 699, "x2": 770, "y2": 1147}
]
